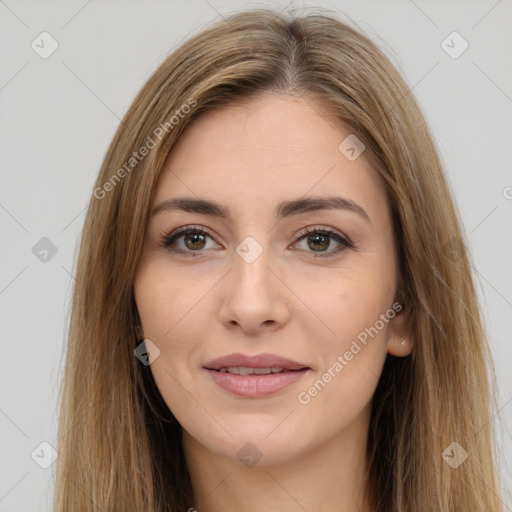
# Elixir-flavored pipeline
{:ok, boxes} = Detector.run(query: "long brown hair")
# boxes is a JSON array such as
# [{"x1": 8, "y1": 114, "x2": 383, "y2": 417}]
[{"x1": 54, "y1": 8, "x2": 505, "y2": 511}]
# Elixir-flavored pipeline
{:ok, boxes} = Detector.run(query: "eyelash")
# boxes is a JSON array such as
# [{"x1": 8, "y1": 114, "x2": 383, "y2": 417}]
[{"x1": 158, "y1": 224, "x2": 353, "y2": 259}]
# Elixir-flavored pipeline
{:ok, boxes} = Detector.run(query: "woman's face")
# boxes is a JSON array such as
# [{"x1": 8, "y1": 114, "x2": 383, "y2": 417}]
[{"x1": 134, "y1": 93, "x2": 410, "y2": 467}]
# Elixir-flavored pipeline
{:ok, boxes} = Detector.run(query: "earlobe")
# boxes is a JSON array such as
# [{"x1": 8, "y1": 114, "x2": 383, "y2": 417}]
[
  {"x1": 387, "y1": 336, "x2": 413, "y2": 357},
  {"x1": 386, "y1": 307, "x2": 413, "y2": 357}
]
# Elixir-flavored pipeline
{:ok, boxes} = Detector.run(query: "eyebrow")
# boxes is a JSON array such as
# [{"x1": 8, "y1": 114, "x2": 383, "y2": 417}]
[{"x1": 151, "y1": 195, "x2": 371, "y2": 223}]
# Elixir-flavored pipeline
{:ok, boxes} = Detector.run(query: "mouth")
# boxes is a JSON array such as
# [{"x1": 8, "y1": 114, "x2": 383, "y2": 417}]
[
  {"x1": 212, "y1": 366, "x2": 297, "y2": 375},
  {"x1": 203, "y1": 353, "x2": 311, "y2": 398}
]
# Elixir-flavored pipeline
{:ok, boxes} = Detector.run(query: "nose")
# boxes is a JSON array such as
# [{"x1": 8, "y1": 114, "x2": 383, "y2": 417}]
[{"x1": 217, "y1": 242, "x2": 291, "y2": 334}]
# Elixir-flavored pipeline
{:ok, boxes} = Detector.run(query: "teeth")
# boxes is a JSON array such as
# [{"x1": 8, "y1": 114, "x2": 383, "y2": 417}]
[
  {"x1": 253, "y1": 367, "x2": 271, "y2": 375},
  {"x1": 218, "y1": 366, "x2": 285, "y2": 375}
]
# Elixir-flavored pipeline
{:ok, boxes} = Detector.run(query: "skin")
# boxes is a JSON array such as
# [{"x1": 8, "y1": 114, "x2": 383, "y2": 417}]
[{"x1": 133, "y1": 93, "x2": 413, "y2": 512}]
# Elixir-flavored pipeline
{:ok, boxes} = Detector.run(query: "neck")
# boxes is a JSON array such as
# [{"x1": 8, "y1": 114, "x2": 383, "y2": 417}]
[{"x1": 182, "y1": 404, "x2": 372, "y2": 512}]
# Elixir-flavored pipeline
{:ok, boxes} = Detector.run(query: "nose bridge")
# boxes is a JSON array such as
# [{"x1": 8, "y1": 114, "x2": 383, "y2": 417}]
[
  {"x1": 218, "y1": 234, "x2": 290, "y2": 331},
  {"x1": 233, "y1": 235, "x2": 275, "y2": 298}
]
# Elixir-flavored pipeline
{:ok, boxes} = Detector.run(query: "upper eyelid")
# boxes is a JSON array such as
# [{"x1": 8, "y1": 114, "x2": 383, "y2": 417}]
[{"x1": 293, "y1": 224, "x2": 348, "y2": 240}]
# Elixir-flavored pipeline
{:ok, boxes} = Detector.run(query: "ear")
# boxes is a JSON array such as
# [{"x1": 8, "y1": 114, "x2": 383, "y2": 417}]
[{"x1": 386, "y1": 304, "x2": 413, "y2": 357}]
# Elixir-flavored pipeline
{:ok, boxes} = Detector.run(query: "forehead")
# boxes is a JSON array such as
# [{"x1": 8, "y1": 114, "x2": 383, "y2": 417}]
[{"x1": 153, "y1": 93, "x2": 386, "y2": 218}]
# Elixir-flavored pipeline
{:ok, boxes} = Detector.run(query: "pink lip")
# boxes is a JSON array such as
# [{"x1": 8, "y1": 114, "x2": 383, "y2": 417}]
[
  {"x1": 203, "y1": 352, "x2": 309, "y2": 371},
  {"x1": 203, "y1": 352, "x2": 310, "y2": 398}
]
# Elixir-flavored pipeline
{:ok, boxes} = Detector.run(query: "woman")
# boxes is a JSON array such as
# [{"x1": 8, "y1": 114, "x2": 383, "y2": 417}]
[{"x1": 54, "y1": 8, "x2": 505, "y2": 511}]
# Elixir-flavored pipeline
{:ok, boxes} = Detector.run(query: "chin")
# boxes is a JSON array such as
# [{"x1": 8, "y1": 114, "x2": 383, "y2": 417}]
[{"x1": 186, "y1": 416, "x2": 315, "y2": 469}]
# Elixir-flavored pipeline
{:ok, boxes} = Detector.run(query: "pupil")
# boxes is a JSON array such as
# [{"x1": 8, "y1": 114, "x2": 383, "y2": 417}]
[
  {"x1": 309, "y1": 234, "x2": 329, "y2": 251},
  {"x1": 185, "y1": 233, "x2": 206, "y2": 250}
]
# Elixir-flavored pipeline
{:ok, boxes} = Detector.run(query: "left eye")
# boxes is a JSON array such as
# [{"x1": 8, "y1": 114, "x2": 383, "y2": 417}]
[
  {"x1": 161, "y1": 226, "x2": 219, "y2": 255},
  {"x1": 292, "y1": 227, "x2": 352, "y2": 257},
  {"x1": 160, "y1": 225, "x2": 352, "y2": 258}
]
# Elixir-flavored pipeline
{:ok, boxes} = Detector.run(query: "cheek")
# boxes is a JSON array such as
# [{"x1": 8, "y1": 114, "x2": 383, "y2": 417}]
[
  {"x1": 294, "y1": 283, "x2": 389, "y2": 435},
  {"x1": 294, "y1": 271, "x2": 392, "y2": 413},
  {"x1": 134, "y1": 267, "x2": 206, "y2": 427},
  {"x1": 134, "y1": 274, "x2": 201, "y2": 386},
  {"x1": 304, "y1": 270, "x2": 393, "y2": 350},
  {"x1": 134, "y1": 263, "x2": 166, "y2": 334},
  {"x1": 134, "y1": 260, "x2": 212, "y2": 339},
  {"x1": 133, "y1": 261, "x2": 211, "y2": 372}
]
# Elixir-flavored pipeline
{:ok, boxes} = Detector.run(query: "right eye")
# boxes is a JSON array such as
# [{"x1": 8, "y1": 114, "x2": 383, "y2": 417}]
[{"x1": 159, "y1": 225, "x2": 221, "y2": 256}]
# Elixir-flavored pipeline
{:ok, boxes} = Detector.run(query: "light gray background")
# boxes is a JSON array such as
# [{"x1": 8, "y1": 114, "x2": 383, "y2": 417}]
[{"x1": 1, "y1": 1, "x2": 511, "y2": 510}]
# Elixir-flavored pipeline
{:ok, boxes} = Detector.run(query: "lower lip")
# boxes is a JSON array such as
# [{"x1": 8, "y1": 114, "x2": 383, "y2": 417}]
[{"x1": 205, "y1": 369, "x2": 309, "y2": 398}]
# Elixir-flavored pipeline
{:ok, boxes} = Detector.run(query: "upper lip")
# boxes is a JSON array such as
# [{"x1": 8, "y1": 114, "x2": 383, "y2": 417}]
[{"x1": 203, "y1": 353, "x2": 309, "y2": 371}]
